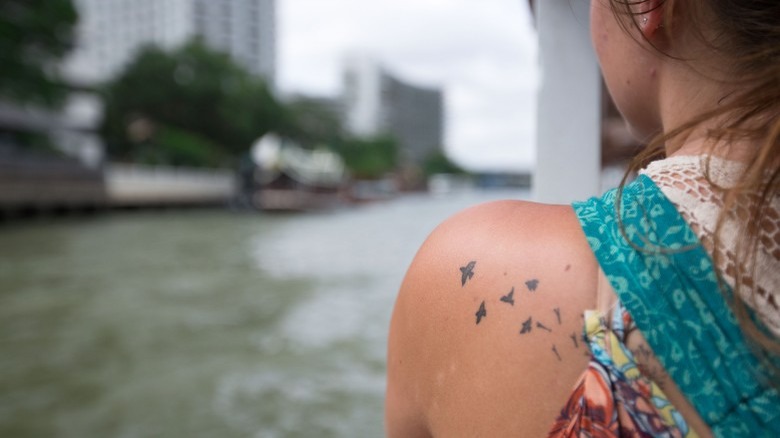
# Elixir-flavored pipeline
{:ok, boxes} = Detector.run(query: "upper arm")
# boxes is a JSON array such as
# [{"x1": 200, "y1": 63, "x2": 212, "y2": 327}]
[{"x1": 385, "y1": 200, "x2": 599, "y2": 437}]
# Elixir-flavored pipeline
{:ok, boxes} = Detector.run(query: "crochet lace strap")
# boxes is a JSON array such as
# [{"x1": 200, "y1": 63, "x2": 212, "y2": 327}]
[{"x1": 640, "y1": 155, "x2": 780, "y2": 338}]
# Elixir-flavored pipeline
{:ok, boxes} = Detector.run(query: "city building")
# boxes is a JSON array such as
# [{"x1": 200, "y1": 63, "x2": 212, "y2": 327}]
[
  {"x1": 342, "y1": 56, "x2": 445, "y2": 166},
  {"x1": 3, "y1": 1, "x2": 278, "y2": 216},
  {"x1": 62, "y1": 0, "x2": 276, "y2": 85},
  {"x1": 191, "y1": 0, "x2": 276, "y2": 83},
  {"x1": 54, "y1": 0, "x2": 276, "y2": 170}
]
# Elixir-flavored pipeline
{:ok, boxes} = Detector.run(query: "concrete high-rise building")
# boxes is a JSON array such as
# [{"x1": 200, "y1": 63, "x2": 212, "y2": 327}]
[
  {"x1": 192, "y1": 0, "x2": 275, "y2": 82},
  {"x1": 63, "y1": 0, "x2": 276, "y2": 85},
  {"x1": 342, "y1": 57, "x2": 444, "y2": 166}
]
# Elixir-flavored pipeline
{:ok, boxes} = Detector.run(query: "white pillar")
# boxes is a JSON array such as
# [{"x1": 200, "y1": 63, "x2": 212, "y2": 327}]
[{"x1": 534, "y1": 0, "x2": 601, "y2": 204}]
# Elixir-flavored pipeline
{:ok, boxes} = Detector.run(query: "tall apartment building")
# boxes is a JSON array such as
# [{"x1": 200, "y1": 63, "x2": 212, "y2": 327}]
[
  {"x1": 63, "y1": 0, "x2": 276, "y2": 85},
  {"x1": 342, "y1": 57, "x2": 444, "y2": 166}
]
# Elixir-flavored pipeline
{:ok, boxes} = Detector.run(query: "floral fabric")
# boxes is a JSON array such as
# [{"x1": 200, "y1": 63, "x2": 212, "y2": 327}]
[
  {"x1": 552, "y1": 175, "x2": 780, "y2": 437},
  {"x1": 549, "y1": 305, "x2": 695, "y2": 437}
]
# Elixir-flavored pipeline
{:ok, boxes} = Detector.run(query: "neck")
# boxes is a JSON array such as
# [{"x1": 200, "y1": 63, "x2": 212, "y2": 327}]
[{"x1": 657, "y1": 61, "x2": 756, "y2": 162}]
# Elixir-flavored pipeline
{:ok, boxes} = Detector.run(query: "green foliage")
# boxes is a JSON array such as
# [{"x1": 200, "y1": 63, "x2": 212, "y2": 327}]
[
  {"x1": 422, "y1": 150, "x2": 468, "y2": 176},
  {"x1": 152, "y1": 125, "x2": 223, "y2": 167},
  {"x1": 284, "y1": 97, "x2": 345, "y2": 148},
  {"x1": 0, "y1": 0, "x2": 78, "y2": 106},
  {"x1": 267, "y1": 98, "x2": 403, "y2": 179},
  {"x1": 5, "y1": 130, "x2": 62, "y2": 156},
  {"x1": 336, "y1": 135, "x2": 399, "y2": 179},
  {"x1": 101, "y1": 40, "x2": 292, "y2": 167},
  {"x1": 280, "y1": 100, "x2": 405, "y2": 179}
]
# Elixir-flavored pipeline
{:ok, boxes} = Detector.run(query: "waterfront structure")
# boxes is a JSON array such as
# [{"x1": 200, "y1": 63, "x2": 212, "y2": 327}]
[
  {"x1": 342, "y1": 57, "x2": 444, "y2": 166},
  {"x1": 2, "y1": 1, "x2": 277, "y2": 216},
  {"x1": 62, "y1": 0, "x2": 276, "y2": 85},
  {"x1": 249, "y1": 133, "x2": 346, "y2": 211},
  {"x1": 0, "y1": 88, "x2": 108, "y2": 216}
]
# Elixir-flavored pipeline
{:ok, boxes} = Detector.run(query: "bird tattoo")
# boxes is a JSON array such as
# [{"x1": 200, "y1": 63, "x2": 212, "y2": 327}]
[
  {"x1": 475, "y1": 301, "x2": 487, "y2": 325},
  {"x1": 519, "y1": 317, "x2": 533, "y2": 334},
  {"x1": 525, "y1": 279, "x2": 539, "y2": 291},
  {"x1": 536, "y1": 321, "x2": 553, "y2": 333},
  {"x1": 460, "y1": 261, "x2": 476, "y2": 286},
  {"x1": 500, "y1": 287, "x2": 515, "y2": 306}
]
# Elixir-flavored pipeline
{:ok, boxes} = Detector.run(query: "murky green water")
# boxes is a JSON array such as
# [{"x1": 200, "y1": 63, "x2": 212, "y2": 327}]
[{"x1": 0, "y1": 189, "x2": 527, "y2": 437}]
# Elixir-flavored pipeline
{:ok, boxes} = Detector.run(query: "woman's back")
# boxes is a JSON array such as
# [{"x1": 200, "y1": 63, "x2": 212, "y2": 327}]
[
  {"x1": 386, "y1": 0, "x2": 780, "y2": 435},
  {"x1": 386, "y1": 163, "x2": 751, "y2": 436}
]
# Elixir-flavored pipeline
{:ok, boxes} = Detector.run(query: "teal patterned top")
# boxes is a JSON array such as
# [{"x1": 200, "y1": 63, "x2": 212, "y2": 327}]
[{"x1": 572, "y1": 174, "x2": 780, "y2": 437}]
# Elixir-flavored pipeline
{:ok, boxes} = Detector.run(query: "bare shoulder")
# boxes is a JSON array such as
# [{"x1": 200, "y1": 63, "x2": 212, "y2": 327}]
[{"x1": 386, "y1": 200, "x2": 599, "y2": 438}]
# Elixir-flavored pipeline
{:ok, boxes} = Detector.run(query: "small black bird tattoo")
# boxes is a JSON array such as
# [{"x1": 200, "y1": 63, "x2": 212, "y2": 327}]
[
  {"x1": 525, "y1": 279, "x2": 539, "y2": 291},
  {"x1": 475, "y1": 301, "x2": 486, "y2": 325},
  {"x1": 460, "y1": 261, "x2": 476, "y2": 286},
  {"x1": 570, "y1": 332, "x2": 580, "y2": 349},
  {"x1": 552, "y1": 345, "x2": 562, "y2": 361},
  {"x1": 519, "y1": 317, "x2": 533, "y2": 334},
  {"x1": 536, "y1": 321, "x2": 553, "y2": 333},
  {"x1": 500, "y1": 287, "x2": 515, "y2": 306},
  {"x1": 554, "y1": 308, "x2": 562, "y2": 325}
]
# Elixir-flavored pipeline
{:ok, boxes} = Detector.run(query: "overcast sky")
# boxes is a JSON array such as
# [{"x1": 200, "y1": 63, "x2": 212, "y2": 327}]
[{"x1": 278, "y1": 0, "x2": 539, "y2": 172}]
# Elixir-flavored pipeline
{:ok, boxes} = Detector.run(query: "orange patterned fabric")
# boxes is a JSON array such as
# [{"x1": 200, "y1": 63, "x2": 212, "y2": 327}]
[
  {"x1": 550, "y1": 362, "x2": 620, "y2": 437},
  {"x1": 548, "y1": 307, "x2": 695, "y2": 437}
]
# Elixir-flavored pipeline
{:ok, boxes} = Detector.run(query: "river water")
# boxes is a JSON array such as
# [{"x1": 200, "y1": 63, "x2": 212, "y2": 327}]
[{"x1": 0, "y1": 189, "x2": 528, "y2": 438}]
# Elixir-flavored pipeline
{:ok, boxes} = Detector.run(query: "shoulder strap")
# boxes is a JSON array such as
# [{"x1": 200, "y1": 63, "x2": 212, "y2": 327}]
[{"x1": 572, "y1": 174, "x2": 780, "y2": 437}]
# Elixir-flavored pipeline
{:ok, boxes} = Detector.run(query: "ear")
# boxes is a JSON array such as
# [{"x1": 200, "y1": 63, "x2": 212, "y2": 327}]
[{"x1": 636, "y1": 0, "x2": 665, "y2": 40}]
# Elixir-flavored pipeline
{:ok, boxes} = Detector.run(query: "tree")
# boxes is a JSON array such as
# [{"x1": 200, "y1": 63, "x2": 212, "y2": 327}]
[
  {"x1": 101, "y1": 40, "x2": 292, "y2": 167},
  {"x1": 284, "y1": 96, "x2": 346, "y2": 148},
  {"x1": 283, "y1": 97, "x2": 403, "y2": 180},
  {"x1": 422, "y1": 150, "x2": 468, "y2": 176},
  {"x1": 336, "y1": 135, "x2": 399, "y2": 179},
  {"x1": 0, "y1": 0, "x2": 78, "y2": 106}
]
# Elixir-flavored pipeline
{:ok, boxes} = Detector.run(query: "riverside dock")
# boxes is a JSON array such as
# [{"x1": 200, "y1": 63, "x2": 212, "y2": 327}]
[{"x1": 0, "y1": 157, "x2": 237, "y2": 217}]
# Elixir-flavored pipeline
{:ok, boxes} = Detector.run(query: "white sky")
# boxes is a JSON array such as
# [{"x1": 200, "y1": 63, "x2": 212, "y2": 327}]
[{"x1": 278, "y1": 0, "x2": 539, "y2": 172}]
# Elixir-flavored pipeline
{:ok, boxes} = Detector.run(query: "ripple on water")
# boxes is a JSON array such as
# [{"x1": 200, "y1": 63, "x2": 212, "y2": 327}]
[{"x1": 214, "y1": 359, "x2": 385, "y2": 437}]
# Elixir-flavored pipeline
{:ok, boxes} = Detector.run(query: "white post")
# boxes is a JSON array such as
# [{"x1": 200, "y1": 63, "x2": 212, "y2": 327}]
[{"x1": 534, "y1": 0, "x2": 601, "y2": 204}]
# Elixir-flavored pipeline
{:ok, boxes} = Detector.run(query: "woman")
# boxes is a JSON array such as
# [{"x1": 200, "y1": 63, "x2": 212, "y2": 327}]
[{"x1": 386, "y1": 1, "x2": 780, "y2": 436}]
